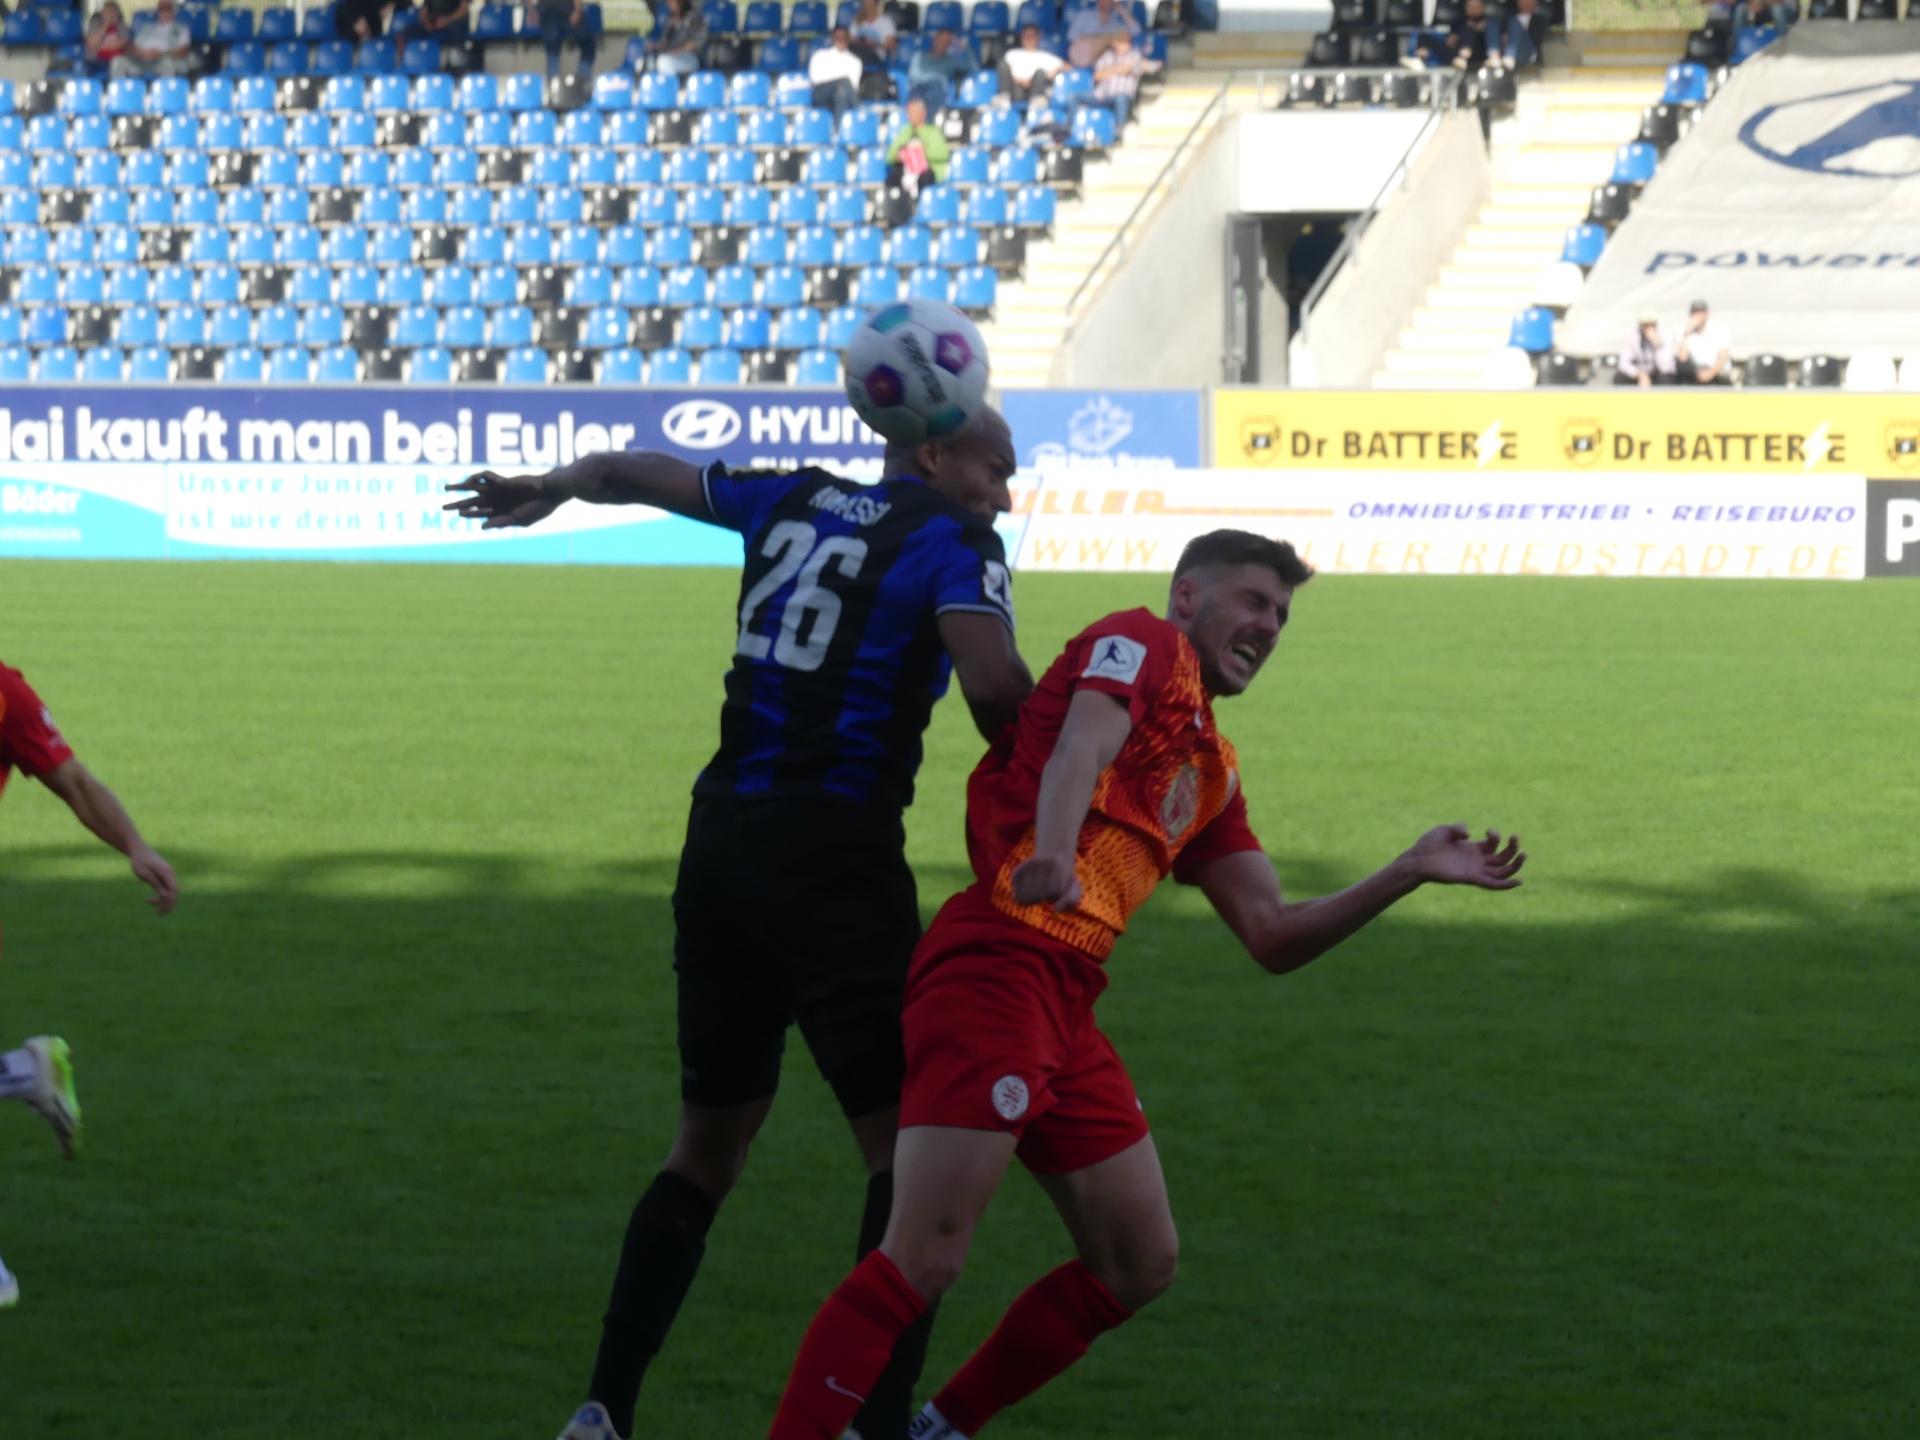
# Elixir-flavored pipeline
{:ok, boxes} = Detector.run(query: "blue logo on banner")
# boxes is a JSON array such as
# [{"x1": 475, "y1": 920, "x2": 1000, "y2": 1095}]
[
  {"x1": 1740, "y1": 79, "x2": 1920, "y2": 178},
  {"x1": 1000, "y1": 391, "x2": 1201, "y2": 474}
]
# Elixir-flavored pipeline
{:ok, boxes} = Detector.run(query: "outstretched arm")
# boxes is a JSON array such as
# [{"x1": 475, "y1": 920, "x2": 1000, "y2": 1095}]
[
  {"x1": 1008, "y1": 689, "x2": 1133, "y2": 911},
  {"x1": 38, "y1": 759, "x2": 178, "y2": 915},
  {"x1": 938, "y1": 610, "x2": 1033, "y2": 742},
  {"x1": 442, "y1": 451, "x2": 710, "y2": 530},
  {"x1": 1195, "y1": 825, "x2": 1524, "y2": 975}
]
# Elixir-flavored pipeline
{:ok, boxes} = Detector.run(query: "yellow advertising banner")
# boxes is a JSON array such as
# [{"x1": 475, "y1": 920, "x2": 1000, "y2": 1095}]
[{"x1": 1214, "y1": 390, "x2": 1920, "y2": 476}]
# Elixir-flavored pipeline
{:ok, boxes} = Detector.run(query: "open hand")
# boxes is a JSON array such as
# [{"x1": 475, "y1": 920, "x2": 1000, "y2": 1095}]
[
  {"x1": 131, "y1": 844, "x2": 178, "y2": 915},
  {"x1": 443, "y1": 471, "x2": 563, "y2": 529},
  {"x1": 1011, "y1": 852, "x2": 1082, "y2": 911},
  {"x1": 1403, "y1": 825, "x2": 1525, "y2": 889}
]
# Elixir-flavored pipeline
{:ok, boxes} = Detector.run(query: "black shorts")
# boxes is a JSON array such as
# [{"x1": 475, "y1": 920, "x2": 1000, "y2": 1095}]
[{"x1": 672, "y1": 795, "x2": 921, "y2": 1119}]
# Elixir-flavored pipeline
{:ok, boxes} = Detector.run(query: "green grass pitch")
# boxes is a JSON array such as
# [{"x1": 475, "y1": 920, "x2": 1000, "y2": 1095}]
[{"x1": 1, "y1": 559, "x2": 1917, "y2": 1439}]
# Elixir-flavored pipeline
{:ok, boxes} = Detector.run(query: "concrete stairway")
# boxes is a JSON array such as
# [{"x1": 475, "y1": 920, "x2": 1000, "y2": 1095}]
[
  {"x1": 978, "y1": 73, "x2": 1256, "y2": 389},
  {"x1": 1372, "y1": 70, "x2": 1666, "y2": 389}
]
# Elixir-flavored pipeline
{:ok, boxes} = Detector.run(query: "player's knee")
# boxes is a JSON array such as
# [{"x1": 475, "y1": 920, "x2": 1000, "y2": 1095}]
[
  {"x1": 884, "y1": 1236, "x2": 969, "y2": 1300},
  {"x1": 1102, "y1": 1241, "x2": 1178, "y2": 1311}
]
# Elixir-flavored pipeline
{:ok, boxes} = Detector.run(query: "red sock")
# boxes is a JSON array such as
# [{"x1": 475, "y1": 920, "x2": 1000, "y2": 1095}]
[
  {"x1": 768, "y1": 1249, "x2": 929, "y2": 1440},
  {"x1": 932, "y1": 1260, "x2": 1133, "y2": 1436}
]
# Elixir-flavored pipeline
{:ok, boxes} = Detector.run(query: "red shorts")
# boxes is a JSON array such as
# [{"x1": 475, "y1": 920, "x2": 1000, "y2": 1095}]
[{"x1": 899, "y1": 888, "x2": 1149, "y2": 1175}]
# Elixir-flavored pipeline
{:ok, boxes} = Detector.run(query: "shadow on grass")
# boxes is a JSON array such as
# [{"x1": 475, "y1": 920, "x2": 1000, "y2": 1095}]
[{"x1": 0, "y1": 853, "x2": 1915, "y2": 1440}]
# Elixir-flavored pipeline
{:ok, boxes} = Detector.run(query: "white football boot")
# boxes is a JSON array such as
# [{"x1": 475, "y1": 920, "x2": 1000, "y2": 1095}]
[
  {"x1": 22, "y1": 1037, "x2": 82, "y2": 1159},
  {"x1": 556, "y1": 1402, "x2": 626, "y2": 1440},
  {"x1": 0, "y1": 1252, "x2": 18, "y2": 1308},
  {"x1": 908, "y1": 1405, "x2": 969, "y2": 1440}
]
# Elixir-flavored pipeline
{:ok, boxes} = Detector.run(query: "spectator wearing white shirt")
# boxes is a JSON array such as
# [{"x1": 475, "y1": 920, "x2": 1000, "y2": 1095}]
[
  {"x1": 999, "y1": 24, "x2": 1065, "y2": 103},
  {"x1": 1614, "y1": 312, "x2": 1677, "y2": 386},
  {"x1": 1067, "y1": 0, "x2": 1139, "y2": 68},
  {"x1": 810, "y1": 26, "x2": 864, "y2": 120},
  {"x1": 112, "y1": 0, "x2": 190, "y2": 77},
  {"x1": 1675, "y1": 299, "x2": 1732, "y2": 384}
]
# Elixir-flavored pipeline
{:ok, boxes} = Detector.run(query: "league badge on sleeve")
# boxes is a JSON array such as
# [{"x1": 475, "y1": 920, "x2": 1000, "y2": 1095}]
[{"x1": 1082, "y1": 635, "x2": 1147, "y2": 685}]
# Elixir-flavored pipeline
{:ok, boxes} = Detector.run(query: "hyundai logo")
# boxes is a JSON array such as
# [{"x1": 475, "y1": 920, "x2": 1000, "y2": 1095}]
[
  {"x1": 662, "y1": 400, "x2": 742, "y2": 449},
  {"x1": 1740, "y1": 79, "x2": 1920, "y2": 179}
]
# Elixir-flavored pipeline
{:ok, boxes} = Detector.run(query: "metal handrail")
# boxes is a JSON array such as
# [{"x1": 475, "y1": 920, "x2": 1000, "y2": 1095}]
[
  {"x1": 1295, "y1": 78, "x2": 1461, "y2": 343},
  {"x1": 1063, "y1": 72, "x2": 1236, "y2": 325}
]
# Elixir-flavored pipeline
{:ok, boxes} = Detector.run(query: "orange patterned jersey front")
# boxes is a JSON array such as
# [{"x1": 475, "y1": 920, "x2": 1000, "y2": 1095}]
[{"x1": 964, "y1": 608, "x2": 1263, "y2": 960}]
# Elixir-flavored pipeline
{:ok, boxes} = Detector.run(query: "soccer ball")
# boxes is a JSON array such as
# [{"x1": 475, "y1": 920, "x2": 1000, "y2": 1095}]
[{"x1": 844, "y1": 299, "x2": 990, "y2": 448}]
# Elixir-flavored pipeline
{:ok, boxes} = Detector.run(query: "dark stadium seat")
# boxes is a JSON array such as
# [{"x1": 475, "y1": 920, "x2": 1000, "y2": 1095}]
[
  {"x1": 1538, "y1": 352, "x2": 1582, "y2": 386},
  {"x1": 1329, "y1": 71, "x2": 1372, "y2": 106},
  {"x1": 1286, "y1": 72, "x2": 1325, "y2": 107},
  {"x1": 1805, "y1": 0, "x2": 1845, "y2": 15},
  {"x1": 1587, "y1": 183, "x2": 1631, "y2": 225},
  {"x1": 1858, "y1": 0, "x2": 1896, "y2": 14},
  {"x1": 1307, "y1": 30, "x2": 1347, "y2": 67},
  {"x1": 1381, "y1": 71, "x2": 1423, "y2": 107},
  {"x1": 1745, "y1": 354, "x2": 1788, "y2": 387},
  {"x1": 1639, "y1": 103, "x2": 1682, "y2": 148},
  {"x1": 1684, "y1": 28, "x2": 1727, "y2": 63},
  {"x1": 1800, "y1": 355, "x2": 1843, "y2": 388}
]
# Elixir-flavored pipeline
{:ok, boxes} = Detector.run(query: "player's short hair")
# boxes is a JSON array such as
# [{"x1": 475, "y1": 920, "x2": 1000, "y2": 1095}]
[{"x1": 1172, "y1": 529, "x2": 1314, "y2": 589}]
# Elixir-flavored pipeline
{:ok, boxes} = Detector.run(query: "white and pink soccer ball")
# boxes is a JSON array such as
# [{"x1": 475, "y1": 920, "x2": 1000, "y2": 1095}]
[{"x1": 844, "y1": 298, "x2": 991, "y2": 448}]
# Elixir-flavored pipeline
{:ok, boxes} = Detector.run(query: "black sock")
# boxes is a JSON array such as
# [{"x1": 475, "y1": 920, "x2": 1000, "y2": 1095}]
[
  {"x1": 852, "y1": 1170, "x2": 940, "y2": 1440},
  {"x1": 587, "y1": 1170, "x2": 719, "y2": 1439}
]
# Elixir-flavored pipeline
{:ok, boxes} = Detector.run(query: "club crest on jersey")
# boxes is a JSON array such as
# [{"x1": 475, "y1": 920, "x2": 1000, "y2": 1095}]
[
  {"x1": 1082, "y1": 634, "x2": 1146, "y2": 684},
  {"x1": 1161, "y1": 763, "x2": 1200, "y2": 841},
  {"x1": 991, "y1": 1074, "x2": 1030, "y2": 1121}
]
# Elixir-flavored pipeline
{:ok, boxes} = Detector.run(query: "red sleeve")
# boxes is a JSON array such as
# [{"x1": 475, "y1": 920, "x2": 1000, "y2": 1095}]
[
  {"x1": 1172, "y1": 786, "x2": 1263, "y2": 884},
  {"x1": 0, "y1": 668, "x2": 76, "y2": 779},
  {"x1": 1065, "y1": 611, "x2": 1179, "y2": 726}
]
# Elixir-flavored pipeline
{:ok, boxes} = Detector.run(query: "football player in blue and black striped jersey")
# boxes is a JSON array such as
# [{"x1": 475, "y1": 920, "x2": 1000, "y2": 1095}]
[{"x1": 446, "y1": 409, "x2": 1033, "y2": 1440}]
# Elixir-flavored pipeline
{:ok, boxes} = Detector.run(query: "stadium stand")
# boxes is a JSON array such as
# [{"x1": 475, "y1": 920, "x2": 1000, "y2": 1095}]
[{"x1": 0, "y1": 0, "x2": 1184, "y2": 384}]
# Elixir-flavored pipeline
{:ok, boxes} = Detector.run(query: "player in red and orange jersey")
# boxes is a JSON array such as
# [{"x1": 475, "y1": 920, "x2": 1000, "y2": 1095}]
[
  {"x1": 765, "y1": 529, "x2": 1526, "y2": 1440},
  {"x1": 0, "y1": 660, "x2": 176, "y2": 1306}
]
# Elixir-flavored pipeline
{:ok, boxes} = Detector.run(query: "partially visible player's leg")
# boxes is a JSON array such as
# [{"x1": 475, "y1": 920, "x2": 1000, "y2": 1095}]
[
  {"x1": 0, "y1": 1036, "x2": 82, "y2": 1158},
  {"x1": 0, "y1": 1250, "x2": 17, "y2": 1308},
  {"x1": 769, "y1": 1124, "x2": 1018, "y2": 1440},
  {"x1": 914, "y1": 1138, "x2": 1174, "y2": 1439}
]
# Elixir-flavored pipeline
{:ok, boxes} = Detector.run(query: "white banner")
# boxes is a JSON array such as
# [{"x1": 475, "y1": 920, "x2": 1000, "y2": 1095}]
[
  {"x1": 1563, "y1": 28, "x2": 1920, "y2": 359},
  {"x1": 1001, "y1": 471, "x2": 1865, "y2": 579}
]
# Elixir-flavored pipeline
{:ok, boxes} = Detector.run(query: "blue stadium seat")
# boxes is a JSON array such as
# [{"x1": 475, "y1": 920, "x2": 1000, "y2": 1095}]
[
  {"x1": 1508, "y1": 305, "x2": 1554, "y2": 352},
  {"x1": 392, "y1": 146, "x2": 435, "y2": 186},
  {"x1": 455, "y1": 74, "x2": 497, "y2": 113},
  {"x1": 728, "y1": 305, "x2": 772, "y2": 349},
  {"x1": 186, "y1": 226, "x2": 233, "y2": 268},
  {"x1": 0, "y1": 345, "x2": 30, "y2": 381},
  {"x1": 583, "y1": 73, "x2": 630, "y2": 114},
  {"x1": 935, "y1": 225, "x2": 979, "y2": 267},
  {"x1": 1561, "y1": 222, "x2": 1606, "y2": 268},
  {"x1": 301, "y1": 303, "x2": 346, "y2": 345},
  {"x1": 887, "y1": 224, "x2": 934, "y2": 266},
  {"x1": 567, "y1": 265, "x2": 615, "y2": 307},
  {"x1": 378, "y1": 265, "x2": 426, "y2": 307},
  {"x1": 150, "y1": 264, "x2": 195, "y2": 306},
  {"x1": 474, "y1": 2, "x2": 515, "y2": 38},
  {"x1": 947, "y1": 146, "x2": 990, "y2": 185},
  {"x1": 757, "y1": 36, "x2": 800, "y2": 72},
  {"x1": 113, "y1": 304, "x2": 161, "y2": 348},
  {"x1": 255, "y1": 303, "x2": 299, "y2": 347},
  {"x1": 5, "y1": 228, "x2": 47, "y2": 267},
  {"x1": 651, "y1": 224, "x2": 696, "y2": 264},
  {"x1": 442, "y1": 304, "x2": 486, "y2": 347},
  {"x1": 637, "y1": 344, "x2": 684, "y2": 383},
  {"x1": 789, "y1": 0, "x2": 828, "y2": 31},
  {"x1": 632, "y1": 184, "x2": 675, "y2": 227},
  {"x1": 575, "y1": 304, "x2": 622, "y2": 348},
  {"x1": 300, "y1": 4, "x2": 338, "y2": 40},
  {"x1": 393, "y1": 303, "x2": 439, "y2": 347},
  {"x1": 108, "y1": 266, "x2": 150, "y2": 307},
  {"x1": 541, "y1": 186, "x2": 584, "y2": 224},
  {"x1": 577, "y1": 147, "x2": 618, "y2": 186},
  {"x1": 761, "y1": 264, "x2": 806, "y2": 308},
  {"x1": 840, "y1": 223, "x2": 885, "y2": 265},
  {"x1": 197, "y1": 110, "x2": 241, "y2": 148},
  {"x1": 792, "y1": 223, "x2": 836, "y2": 266},
  {"x1": 404, "y1": 187, "x2": 448, "y2": 225},
  {"x1": 836, "y1": 110, "x2": 879, "y2": 148},
  {"x1": 600, "y1": 223, "x2": 644, "y2": 267},
  {"x1": 99, "y1": 225, "x2": 138, "y2": 266},
  {"x1": 852, "y1": 146, "x2": 888, "y2": 186},
  {"x1": 0, "y1": 189, "x2": 31, "y2": 226},
  {"x1": 743, "y1": 109, "x2": 788, "y2": 149},
  {"x1": 907, "y1": 265, "x2": 949, "y2": 301},
  {"x1": 468, "y1": 108, "x2": 512, "y2": 148},
  {"x1": 425, "y1": 110, "x2": 465, "y2": 148},
  {"x1": 963, "y1": 186, "x2": 1008, "y2": 227},
  {"x1": 502, "y1": 72, "x2": 544, "y2": 111},
  {"x1": 256, "y1": 6, "x2": 295, "y2": 40},
  {"x1": 597, "y1": 346, "x2": 643, "y2": 382},
  {"x1": 360, "y1": 185, "x2": 404, "y2": 223},
  {"x1": 268, "y1": 188, "x2": 310, "y2": 225},
  {"x1": 60, "y1": 265, "x2": 106, "y2": 305},
  {"x1": 773, "y1": 305, "x2": 823, "y2": 350},
  {"x1": 853, "y1": 264, "x2": 900, "y2": 306},
  {"x1": 367, "y1": 72, "x2": 410, "y2": 110},
  {"x1": 266, "y1": 40, "x2": 306, "y2": 74},
  {"x1": 742, "y1": 224, "x2": 788, "y2": 267},
  {"x1": 667, "y1": 148, "x2": 713, "y2": 187},
  {"x1": 2, "y1": 12, "x2": 44, "y2": 46},
  {"x1": 207, "y1": 304, "x2": 252, "y2": 347},
  {"x1": 24, "y1": 305, "x2": 66, "y2": 347},
  {"x1": 681, "y1": 184, "x2": 724, "y2": 227},
  {"x1": 1662, "y1": 61, "x2": 1708, "y2": 106},
  {"x1": 1070, "y1": 104, "x2": 1115, "y2": 149},
  {"x1": 666, "y1": 265, "x2": 710, "y2": 308},
  {"x1": 710, "y1": 262, "x2": 754, "y2": 307},
  {"x1": 711, "y1": 147, "x2": 754, "y2": 185},
  {"x1": 993, "y1": 146, "x2": 1039, "y2": 185},
  {"x1": 1731, "y1": 24, "x2": 1775, "y2": 64},
  {"x1": 956, "y1": 70, "x2": 997, "y2": 108},
  {"x1": 331, "y1": 262, "x2": 377, "y2": 305},
  {"x1": 729, "y1": 71, "x2": 771, "y2": 109},
  {"x1": 315, "y1": 344, "x2": 359, "y2": 381},
  {"x1": 493, "y1": 184, "x2": 536, "y2": 225},
  {"x1": 59, "y1": 79, "x2": 101, "y2": 117},
  {"x1": 335, "y1": 110, "x2": 377, "y2": 147},
  {"x1": 235, "y1": 73, "x2": 277, "y2": 110},
  {"x1": 611, "y1": 150, "x2": 661, "y2": 190},
  {"x1": 402, "y1": 39, "x2": 442, "y2": 75},
  {"x1": 773, "y1": 71, "x2": 812, "y2": 108},
  {"x1": 1013, "y1": 183, "x2": 1055, "y2": 230},
  {"x1": 441, "y1": 184, "x2": 489, "y2": 227},
  {"x1": 704, "y1": 0, "x2": 740, "y2": 33},
  {"x1": 697, "y1": 346, "x2": 743, "y2": 383},
  {"x1": 355, "y1": 38, "x2": 398, "y2": 73},
  {"x1": 125, "y1": 343, "x2": 169, "y2": 380},
  {"x1": 822, "y1": 185, "x2": 866, "y2": 226},
  {"x1": 474, "y1": 306, "x2": 530, "y2": 354},
  {"x1": 106, "y1": 77, "x2": 147, "y2": 117},
  {"x1": 217, "y1": 345, "x2": 265, "y2": 382},
  {"x1": 513, "y1": 109, "x2": 557, "y2": 149},
  {"x1": 953, "y1": 263, "x2": 996, "y2": 312},
  {"x1": 635, "y1": 73, "x2": 678, "y2": 113},
  {"x1": 200, "y1": 266, "x2": 242, "y2": 306},
  {"x1": 81, "y1": 345, "x2": 125, "y2": 382},
  {"x1": 322, "y1": 75, "x2": 365, "y2": 112},
  {"x1": 743, "y1": 0, "x2": 783, "y2": 31},
  {"x1": 347, "y1": 151, "x2": 391, "y2": 189},
  {"x1": 302, "y1": 150, "x2": 345, "y2": 188},
  {"x1": 560, "y1": 108, "x2": 602, "y2": 147},
  {"x1": 679, "y1": 303, "x2": 725, "y2": 347},
  {"x1": 244, "y1": 110, "x2": 286, "y2": 147},
  {"x1": 289, "y1": 263, "x2": 333, "y2": 307},
  {"x1": 914, "y1": 183, "x2": 961, "y2": 224},
  {"x1": 463, "y1": 263, "x2": 509, "y2": 307},
  {"x1": 692, "y1": 109, "x2": 738, "y2": 149},
  {"x1": 507, "y1": 224, "x2": 551, "y2": 266},
  {"x1": 502, "y1": 344, "x2": 547, "y2": 383},
  {"x1": 528, "y1": 146, "x2": 571, "y2": 187},
  {"x1": 972, "y1": 106, "x2": 1020, "y2": 146},
  {"x1": 265, "y1": 346, "x2": 309, "y2": 382},
  {"x1": 461, "y1": 225, "x2": 507, "y2": 265},
  {"x1": 313, "y1": 39, "x2": 355, "y2": 76},
  {"x1": 616, "y1": 265, "x2": 663, "y2": 306},
  {"x1": 683, "y1": 70, "x2": 728, "y2": 109},
  {"x1": 162, "y1": 305, "x2": 207, "y2": 348},
  {"x1": 924, "y1": 0, "x2": 962, "y2": 27},
  {"x1": 1610, "y1": 141, "x2": 1658, "y2": 186},
  {"x1": 969, "y1": 0, "x2": 1009, "y2": 32},
  {"x1": 790, "y1": 107, "x2": 834, "y2": 148},
  {"x1": 86, "y1": 188, "x2": 129, "y2": 225},
  {"x1": 33, "y1": 345, "x2": 81, "y2": 382}
]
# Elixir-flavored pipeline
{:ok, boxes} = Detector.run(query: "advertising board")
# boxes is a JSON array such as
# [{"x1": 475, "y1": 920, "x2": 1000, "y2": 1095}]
[{"x1": 1000, "y1": 390, "x2": 1203, "y2": 475}]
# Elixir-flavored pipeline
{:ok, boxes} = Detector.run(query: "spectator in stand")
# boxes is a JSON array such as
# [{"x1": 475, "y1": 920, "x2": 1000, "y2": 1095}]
[
  {"x1": 849, "y1": 0, "x2": 897, "y2": 64},
  {"x1": 642, "y1": 0, "x2": 706, "y2": 75},
  {"x1": 418, "y1": 0, "x2": 471, "y2": 40},
  {"x1": 1615, "y1": 312, "x2": 1677, "y2": 386},
  {"x1": 1416, "y1": 0, "x2": 1490, "y2": 69},
  {"x1": 810, "y1": 25, "x2": 865, "y2": 119},
  {"x1": 1000, "y1": 24, "x2": 1065, "y2": 103},
  {"x1": 1494, "y1": 0, "x2": 1548, "y2": 67},
  {"x1": 908, "y1": 27, "x2": 975, "y2": 115},
  {"x1": 538, "y1": 0, "x2": 599, "y2": 76},
  {"x1": 336, "y1": 0, "x2": 392, "y2": 39},
  {"x1": 1088, "y1": 30, "x2": 1157, "y2": 128},
  {"x1": 1734, "y1": 0, "x2": 1797, "y2": 32},
  {"x1": 111, "y1": 0, "x2": 190, "y2": 77},
  {"x1": 886, "y1": 94, "x2": 950, "y2": 194},
  {"x1": 1674, "y1": 299, "x2": 1732, "y2": 384},
  {"x1": 84, "y1": 1, "x2": 130, "y2": 75},
  {"x1": 1067, "y1": 0, "x2": 1140, "y2": 68}
]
